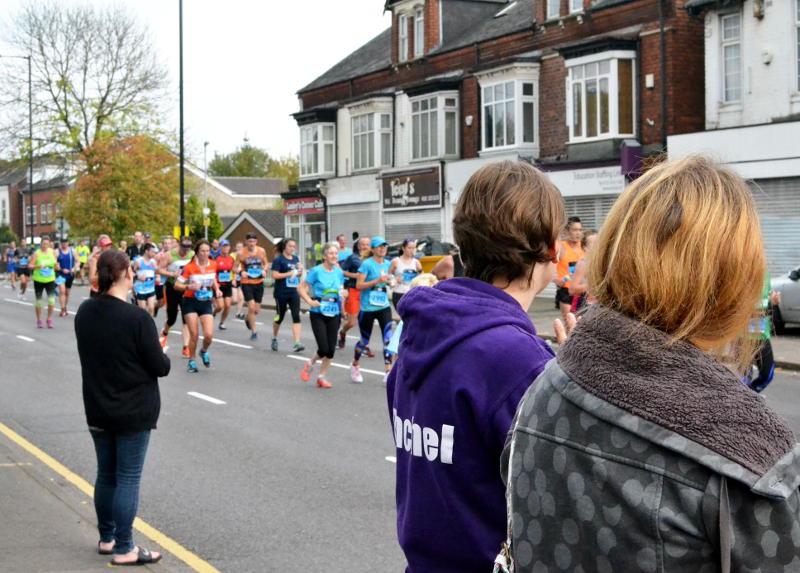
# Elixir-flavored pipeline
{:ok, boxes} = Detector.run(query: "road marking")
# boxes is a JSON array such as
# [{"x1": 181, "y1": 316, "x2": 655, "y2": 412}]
[
  {"x1": 286, "y1": 354, "x2": 386, "y2": 376},
  {"x1": 0, "y1": 462, "x2": 32, "y2": 467},
  {"x1": 385, "y1": 456, "x2": 397, "y2": 463},
  {"x1": 16, "y1": 335, "x2": 35, "y2": 342},
  {"x1": 187, "y1": 391, "x2": 227, "y2": 405},
  {"x1": 0, "y1": 422, "x2": 220, "y2": 573},
  {"x1": 4, "y1": 298, "x2": 33, "y2": 307},
  {"x1": 168, "y1": 330, "x2": 253, "y2": 350}
]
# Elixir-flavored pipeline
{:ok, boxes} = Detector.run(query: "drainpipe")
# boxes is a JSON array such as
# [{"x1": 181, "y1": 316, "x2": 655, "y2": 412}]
[{"x1": 659, "y1": 0, "x2": 667, "y2": 149}]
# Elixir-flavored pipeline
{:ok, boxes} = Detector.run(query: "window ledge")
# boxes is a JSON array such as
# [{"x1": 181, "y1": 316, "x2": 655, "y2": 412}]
[
  {"x1": 351, "y1": 167, "x2": 384, "y2": 175},
  {"x1": 717, "y1": 103, "x2": 743, "y2": 112},
  {"x1": 299, "y1": 173, "x2": 334, "y2": 181},
  {"x1": 410, "y1": 155, "x2": 458, "y2": 163},
  {"x1": 567, "y1": 134, "x2": 633, "y2": 144},
  {"x1": 479, "y1": 144, "x2": 539, "y2": 158}
]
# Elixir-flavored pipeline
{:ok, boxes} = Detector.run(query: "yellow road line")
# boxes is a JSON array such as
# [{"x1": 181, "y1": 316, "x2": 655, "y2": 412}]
[{"x1": 0, "y1": 422, "x2": 221, "y2": 573}]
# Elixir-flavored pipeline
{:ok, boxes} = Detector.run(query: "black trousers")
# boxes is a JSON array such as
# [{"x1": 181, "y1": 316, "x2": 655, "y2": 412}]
[
  {"x1": 310, "y1": 312, "x2": 341, "y2": 359},
  {"x1": 164, "y1": 282, "x2": 184, "y2": 327}
]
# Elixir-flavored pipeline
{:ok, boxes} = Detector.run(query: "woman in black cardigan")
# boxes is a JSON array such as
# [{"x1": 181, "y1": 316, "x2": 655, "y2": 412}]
[{"x1": 75, "y1": 250, "x2": 170, "y2": 566}]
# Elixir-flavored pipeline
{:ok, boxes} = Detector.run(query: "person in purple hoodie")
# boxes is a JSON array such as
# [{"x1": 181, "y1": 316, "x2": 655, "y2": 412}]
[{"x1": 386, "y1": 160, "x2": 565, "y2": 573}]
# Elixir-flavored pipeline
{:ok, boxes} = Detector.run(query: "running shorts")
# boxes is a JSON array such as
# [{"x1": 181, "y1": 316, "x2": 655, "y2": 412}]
[
  {"x1": 33, "y1": 280, "x2": 56, "y2": 298},
  {"x1": 219, "y1": 284, "x2": 233, "y2": 299},
  {"x1": 345, "y1": 287, "x2": 360, "y2": 316},
  {"x1": 136, "y1": 291, "x2": 156, "y2": 302},
  {"x1": 181, "y1": 297, "x2": 213, "y2": 316},
  {"x1": 242, "y1": 283, "x2": 264, "y2": 303},
  {"x1": 555, "y1": 286, "x2": 573, "y2": 306},
  {"x1": 17, "y1": 268, "x2": 31, "y2": 278}
]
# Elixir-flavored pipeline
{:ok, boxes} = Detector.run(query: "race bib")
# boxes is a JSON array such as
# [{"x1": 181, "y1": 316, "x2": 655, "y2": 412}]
[
  {"x1": 218, "y1": 270, "x2": 232, "y2": 283},
  {"x1": 369, "y1": 286, "x2": 389, "y2": 307},
  {"x1": 748, "y1": 317, "x2": 768, "y2": 335},
  {"x1": 402, "y1": 270, "x2": 418, "y2": 284},
  {"x1": 55, "y1": 276, "x2": 66, "y2": 285},
  {"x1": 137, "y1": 269, "x2": 155, "y2": 281},
  {"x1": 191, "y1": 273, "x2": 215, "y2": 300},
  {"x1": 320, "y1": 296, "x2": 340, "y2": 317},
  {"x1": 19, "y1": 257, "x2": 28, "y2": 266},
  {"x1": 286, "y1": 272, "x2": 300, "y2": 288},
  {"x1": 40, "y1": 267, "x2": 54, "y2": 278},
  {"x1": 195, "y1": 289, "x2": 213, "y2": 301},
  {"x1": 246, "y1": 266, "x2": 263, "y2": 279}
]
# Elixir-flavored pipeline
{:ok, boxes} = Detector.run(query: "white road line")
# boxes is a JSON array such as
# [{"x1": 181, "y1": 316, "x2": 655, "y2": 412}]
[
  {"x1": 385, "y1": 456, "x2": 397, "y2": 463},
  {"x1": 168, "y1": 330, "x2": 253, "y2": 349},
  {"x1": 4, "y1": 298, "x2": 33, "y2": 307},
  {"x1": 187, "y1": 391, "x2": 226, "y2": 405},
  {"x1": 16, "y1": 335, "x2": 35, "y2": 342},
  {"x1": 286, "y1": 354, "x2": 386, "y2": 376}
]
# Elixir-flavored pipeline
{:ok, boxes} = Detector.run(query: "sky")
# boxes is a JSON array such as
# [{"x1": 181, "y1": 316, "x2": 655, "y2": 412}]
[{"x1": 1, "y1": 0, "x2": 392, "y2": 164}]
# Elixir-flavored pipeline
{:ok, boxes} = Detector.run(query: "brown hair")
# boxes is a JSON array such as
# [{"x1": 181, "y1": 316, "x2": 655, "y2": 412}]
[
  {"x1": 453, "y1": 160, "x2": 564, "y2": 286},
  {"x1": 97, "y1": 250, "x2": 130, "y2": 294},
  {"x1": 589, "y1": 155, "x2": 765, "y2": 367},
  {"x1": 194, "y1": 239, "x2": 210, "y2": 252}
]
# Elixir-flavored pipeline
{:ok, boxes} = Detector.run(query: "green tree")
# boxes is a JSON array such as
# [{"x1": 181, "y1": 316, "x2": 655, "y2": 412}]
[
  {"x1": 60, "y1": 135, "x2": 178, "y2": 241},
  {"x1": 185, "y1": 195, "x2": 224, "y2": 241},
  {"x1": 208, "y1": 139, "x2": 299, "y2": 187},
  {"x1": 268, "y1": 155, "x2": 299, "y2": 187},
  {"x1": 0, "y1": 224, "x2": 19, "y2": 244}
]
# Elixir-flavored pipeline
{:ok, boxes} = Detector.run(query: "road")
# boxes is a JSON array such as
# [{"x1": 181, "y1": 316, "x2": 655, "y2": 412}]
[
  {"x1": 3, "y1": 283, "x2": 800, "y2": 572},
  {"x1": 0, "y1": 283, "x2": 405, "y2": 572}
]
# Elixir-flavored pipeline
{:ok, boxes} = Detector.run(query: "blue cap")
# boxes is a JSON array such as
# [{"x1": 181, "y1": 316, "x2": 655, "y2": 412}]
[
  {"x1": 370, "y1": 236, "x2": 388, "y2": 248},
  {"x1": 220, "y1": 239, "x2": 230, "y2": 246}
]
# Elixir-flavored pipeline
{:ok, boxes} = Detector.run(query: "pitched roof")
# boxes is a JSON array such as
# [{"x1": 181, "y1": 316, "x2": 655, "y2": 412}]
[
  {"x1": 222, "y1": 209, "x2": 285, "y2": 240},
  {"x1": 213, "y1": 176, "x2": 287, "y2": 196}
]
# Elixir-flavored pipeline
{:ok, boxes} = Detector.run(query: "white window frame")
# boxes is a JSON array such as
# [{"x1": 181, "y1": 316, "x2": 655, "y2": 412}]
[
  {"x1": 547, "y1": 0, "x2": 560, "y2": 19},
  {"x1": 398, "y1": 13, "x2": 409, "y2": 63},
  {"x1": 414, "y1": 6, "x2": 425, "y2": 58},
  {"x1": 795, "y1": 0, "x2": 800, "y2": 92},
  {"x1": 570, "y1": 0, "x2": 583, "y2": 13},
  {"x1": 351, "y1": 112, "x2": 393, "y2": 172},
  {"x1": 479, "y1": 79, "x2": 539, "y2": 152},
  {"x1": 300, "y1": 123, "x2": 335, "y2": 179},
  {"x1": 566, "y1": 50, "x2": 637, "y2": 143},
  {"x1": 720, "y1": 12, "x2": 742, "y2": 104},
  {"x1": 1, "y1": 199, "x2": 6, "y2": 224},
  {"x1": 410, "y1": 92, "x2": 459, "y2": 161}
]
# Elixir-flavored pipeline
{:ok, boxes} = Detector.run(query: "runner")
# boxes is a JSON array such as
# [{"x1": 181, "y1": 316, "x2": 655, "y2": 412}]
[
  {"x1": 14, "y1": 238, "x2": 33, "y2": 300},
  {"x1": 157, "y1": 237, "x2": 195, "y2": 356},
  {"x1": 388, "y1": 238, "x2": 422, "y2": 309},
  {"x1": 4, "y1": 240, "x2": 17, "y2": 291},
  {"x1": 351, "y1": 236, "x2": 394, "y2": 383},
  {"x1": 209, "y1": 238, "x2": 221, "y2": 260},
  {"x1": 338, "y1": 237, "x2": 370, "y2": 349},
  {"x1": 568, "y1": 229, "x2": 598, "y2": 313},
  {"x1": 133, "y1": 243, "x2": 158, "y2": 316},
  {"x1": 30, "y1": 235, "x2": 57, "y2": 328},
  {"x1": 174, "y1": 239, "x2": 221, "y2": 373},
  {"x1": 214, "y1": 240, "x2": 236, "y2": 330},
  {"x1": 270, "y1": 237, "x2": 305, "y2": 351},
  {"x1": 89, "y1": 236, "x2": 114, "y2": 298},
  {"x1": 335, "y1": 234, "x2": 352, "y2": 263},
  {"x1": 554, "y1": 215, "x2": 584, "y2": 322},
  {"x1": 55, "y1": 238, "x2": 79, "y2": 316},
  {"x1": 297, "y1": 242, "x2": 347, "y2": 388},
  {"x1": 232, "y1": 241, "x2": 246, "y2": 320},
  {"x1": 125, "y1": 231, "x2": 146, "y2": 261},
  {"x1": 237, "y1": 232, "x2": 269, "y2": 341},
  {"x1": 76, "y1": 240, "x2": 90, "y2": 285}
]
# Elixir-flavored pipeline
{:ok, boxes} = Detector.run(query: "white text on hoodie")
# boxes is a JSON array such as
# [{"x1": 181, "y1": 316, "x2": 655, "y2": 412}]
[{"x1": 393, "y1": 409, "x2": 455, "y2": 464}]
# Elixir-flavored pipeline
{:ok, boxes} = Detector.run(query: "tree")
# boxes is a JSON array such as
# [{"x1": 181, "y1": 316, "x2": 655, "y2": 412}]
[
  {"x1": 1, "y1": 2, "x2": 168, "y2": 156},
  {"x1": 0, "y1": 225, "x2": 19, "y2": 244},
  {"x1": 60, "y1": 135, "x2": 179, "y2": 241},
  {"x1": 268, "y1": 155, "x2": 299, "y2": 188},
  {"x1": 208, "y1": 139, "x2": 299, "y2": 187},
  {"x1": 185, "y1": 195, "x2": 224, "y2": 241}
]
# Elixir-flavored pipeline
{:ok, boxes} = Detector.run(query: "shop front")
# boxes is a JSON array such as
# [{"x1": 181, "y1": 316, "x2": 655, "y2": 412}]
[
  {"x1": 380, "y1": 165, "x2": 443, "y2": 243},
  {"x1": 542, "y1": 164, "x2": 627, "y2": 232},
  {"x1": 282, "y1": 191, "x2": 327, "y2": 269}
]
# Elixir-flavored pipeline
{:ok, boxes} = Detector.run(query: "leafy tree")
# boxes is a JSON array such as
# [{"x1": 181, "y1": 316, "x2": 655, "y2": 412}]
[
  {"x1": 185, "y1": 195, "x2": 224, "y2": 241},
  {"x1": 1, "y1": 2, "x2": 168, "y2": 156},
  {"x1": 0, "y1": 224, "x2": 19, "y2": 244},
  {"x1": 60, "y1": 135, "x2": 178, "y2": 241},
  {"x1": 268, "y1": 155, "x2": 299, "y2": 188},
  {"x1": 209, "y1": 139, "x2": 299, "y2": 186}
]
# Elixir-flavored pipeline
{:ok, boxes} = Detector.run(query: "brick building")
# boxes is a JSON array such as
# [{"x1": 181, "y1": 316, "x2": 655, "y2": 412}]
[{"x1": 293, "y1": 0, "x2": 705, "y2": 245}]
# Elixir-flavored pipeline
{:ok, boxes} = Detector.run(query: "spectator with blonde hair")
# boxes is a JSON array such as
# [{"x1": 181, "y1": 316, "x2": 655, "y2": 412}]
[{"x1": 502, "y1": 155, "x2": 800, "y2": 572}]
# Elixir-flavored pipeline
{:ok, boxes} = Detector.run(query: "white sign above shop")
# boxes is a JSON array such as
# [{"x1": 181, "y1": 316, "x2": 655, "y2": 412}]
[{"x1": 544, "y1": 166, "x2": 626, "y2": 198}]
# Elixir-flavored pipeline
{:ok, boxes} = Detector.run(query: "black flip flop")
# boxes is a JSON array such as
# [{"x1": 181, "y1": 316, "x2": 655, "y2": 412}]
[
  {"x1": 98, "y1": 540, "x2": 115, "y2": 555},
  {"x1": 110, "y1": 547, "x2": 162, "y2": 566}
]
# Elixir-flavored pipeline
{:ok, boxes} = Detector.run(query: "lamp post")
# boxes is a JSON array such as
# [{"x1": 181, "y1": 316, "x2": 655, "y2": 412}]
[
  {"x1": 203, "y1": 141, "x2": 209, "y2": 240},
  {"x1": 178, "y1": 0, "x2": 185, "y2": 238},
  {"x1": 0, "y1": 54, "x2": 33, "y2": 242}
]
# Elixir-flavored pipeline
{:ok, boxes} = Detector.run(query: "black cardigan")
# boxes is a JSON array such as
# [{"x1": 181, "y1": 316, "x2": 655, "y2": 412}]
[{"x1": 75, "y1": 295, "x2": 171, "y2": 432}]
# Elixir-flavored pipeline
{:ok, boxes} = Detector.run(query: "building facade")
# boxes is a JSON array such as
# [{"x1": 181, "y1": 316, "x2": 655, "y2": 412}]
[
  {"x1": 671, "y1": 0, "x2": 800, "y2": 275},
  {"x1": 293, "y1": 0, "x2": 705, "y2": 243}
]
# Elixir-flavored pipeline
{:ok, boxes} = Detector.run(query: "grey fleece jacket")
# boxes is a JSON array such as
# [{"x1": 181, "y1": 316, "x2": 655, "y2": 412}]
[{"x1": 502, "y1": 307, "x2": 800, "y2": 572}]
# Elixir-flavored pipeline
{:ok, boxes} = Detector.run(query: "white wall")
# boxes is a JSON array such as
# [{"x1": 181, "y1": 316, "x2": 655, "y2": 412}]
[
  {"x1": 326, "y1": 173, "x2": 381, "y2": 206},
  {"x1": 705, "y1": 1, "x2": 800, "y2": 128},
  {"x1": 0, "y1": 186, "x2": 9, "y2": 226},
  {"x1": 337, "y1": 107, "x2": 352, "y2": 177},
  {"x1": 395, "y1": 92, "x2": 412, "y2": 168}
]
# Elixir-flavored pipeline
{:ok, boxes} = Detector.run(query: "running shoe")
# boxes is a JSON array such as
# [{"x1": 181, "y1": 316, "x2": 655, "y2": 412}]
[
  {"x1": 364, "y1": 346, "x2": 376, "y2": 358},
  {"x1": 244, "y1": 316, "x2": 252, "y2": 330},
  {"x1": 337, "y1": 330, "x2": 346, "y2": 349},
  {"x1": 271, "y1": 338, "x2": 278, "y2": 351},
  {"x1": 218, "y1": 323, "x2": 227, "y2": 331},
  {"x1": 187, "y1": 360, "x2": 198, "y2": 373},
  {"x1": 182, "y1": 346, "x2": 191, "y2": 358},
  {"x1": 235, "y1": 313, "x2": 244, "y2": 320},
  {"x1": 350, "y1": 364, "x2": 363, "y2": 384},
  {"x1": 200, "y1": 350, "x2": 211, "y2": 368},
  {"x1": 36, "y1": 320, "x2": 43, "y2": 329},
  {"x1": 383, "y1": 371, "x2": 390, "y2": 384},
  {"x1": 293, "y1": 341, "x2": 305, "y2": 352},
  {"x1": 300, "y1": 360, "x2": 313, "y2": 382},
  {"x1": 250, "y1": 332, "x2": 258, "y2": 341},
  {"x1": 46, "y1": 319, "x2": 53, "y2": 329},
  {"x1": 159, "y1": 334, "x2": 168, "y2": 348},
  {"x1": 317, "y1": 376, "x2": 332, "y2": 389}
]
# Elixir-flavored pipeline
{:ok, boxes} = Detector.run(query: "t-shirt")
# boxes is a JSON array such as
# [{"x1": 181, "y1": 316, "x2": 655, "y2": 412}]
[
  {"x1": 358, "y1": 257, "x2": 391, "y2": 312},
  {"x1": 126, "y1": 244, "x2": 146, "y2": 261},
  {"x1": 215, "y1": 255, "x2": 235, "y2": 284},
  {"x1": 556, "y1": 241, "x2": 584, "y2": 289},
  {"x1": 14, "y1": 247, "x2": 33, "y2": 268},
  {"x1": 178, "y1": 259, "x2": 217, "y2": 300},
  {"x1": 76, "y1": 245, "x2": 90, "y2": 263},
  {"x1": 306, "y1": 265, "x2": 345, "y2": 316},
  {"x1": 240, "y1": 247, "x2": 268, "y2": 285},
  {"x1": 337, "y1": 248, "x2": 353, "y2": 263},
  {"x1": 6, "y1": 248, "x2": 16, "y2": 266},
  {"x1": 271, "y1": 254, "x2": 301, "y2": 299},
  {"x1": 342, "y1": 252, "x2": 363, "y2": 289},
  {"x1": 209, "y1": 248, "x2": 221, "y2": 260}
]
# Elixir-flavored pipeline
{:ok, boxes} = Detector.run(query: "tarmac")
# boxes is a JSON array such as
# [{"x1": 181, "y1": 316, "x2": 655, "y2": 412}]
[{"x1": 3, "y1": 282, "x2": 800, "y2": 573}]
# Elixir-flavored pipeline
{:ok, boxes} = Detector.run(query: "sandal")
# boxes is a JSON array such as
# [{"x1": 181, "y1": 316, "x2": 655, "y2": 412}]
[
  {"x1": 98, "y1": 540, "x2": 115, "y2": 555},
  {"x1": 110, "y1": 546, "x2": 162, "y2": 566}
]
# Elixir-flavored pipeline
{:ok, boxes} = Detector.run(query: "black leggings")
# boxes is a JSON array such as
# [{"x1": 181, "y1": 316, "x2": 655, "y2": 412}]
[
  {"x1": 274, "y1": 295, "x2": 301, "y2": 325},
  {"x1": 751, "y1": 339, "x2": 775, "y2": 392},
  {"x1": 392, "y1": 291, "x2": 405, "y2": 310},
  {"x1": 310, "y1": 312, "x2": 341, "y2": 359},
  {"x1": 164, "y1": 282, "x2": 184, "y2": 328},
  {"x1": 355, "y1": 307, "x2": 394, "y2": 365}
]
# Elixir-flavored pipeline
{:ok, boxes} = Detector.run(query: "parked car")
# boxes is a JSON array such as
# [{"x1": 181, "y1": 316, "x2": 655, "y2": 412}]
[{"x1": 770, "y1": 267, "x2": 800, "y2": 334}]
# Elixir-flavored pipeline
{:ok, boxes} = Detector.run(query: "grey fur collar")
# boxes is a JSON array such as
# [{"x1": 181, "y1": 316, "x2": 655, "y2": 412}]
[{"x1": 558, "y1": 306, "x2": 796, "y2": 477}]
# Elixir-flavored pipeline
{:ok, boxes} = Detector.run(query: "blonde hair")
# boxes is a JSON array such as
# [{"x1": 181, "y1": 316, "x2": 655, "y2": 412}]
[
  {"x1": 409, "y1": 272, "x2": 439, "y2": 288},
  {"x1": 589, "y1": 155, "x2": 765, "y2": 368}
]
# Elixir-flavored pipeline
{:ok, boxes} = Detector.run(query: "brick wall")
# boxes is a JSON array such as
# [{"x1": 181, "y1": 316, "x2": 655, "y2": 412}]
[{"x1": 539, "y1": 56, "x2": 568, "y2": 158}]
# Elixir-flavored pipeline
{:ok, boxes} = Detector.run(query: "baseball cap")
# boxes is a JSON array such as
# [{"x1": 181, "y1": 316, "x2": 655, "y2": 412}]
[
  {"x1": 144, "y1": 232, "x2": 151, "y2": 238},
  {"x1": 220, "y1": 239, "x2": 230, "y2": 246},
  {"x1": 370, "y1": 236, "x2": 388, "y2": 248},
  {"x1": 97, "y1": 236, "x2": 113, "y2": 247}
]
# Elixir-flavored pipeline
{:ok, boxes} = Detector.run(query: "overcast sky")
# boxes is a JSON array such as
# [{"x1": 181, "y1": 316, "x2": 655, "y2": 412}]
[{"x1": 2, "y1": 0, "x2": 391, "y2": 163}]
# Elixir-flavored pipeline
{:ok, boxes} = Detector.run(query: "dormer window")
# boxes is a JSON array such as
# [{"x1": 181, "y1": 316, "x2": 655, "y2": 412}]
[
  {"x1": 399, "y1": 14, "x2": 409, "y2": 63},
  {"x1": 414, "y1": 6, "x2": 425, "y2": 57}
]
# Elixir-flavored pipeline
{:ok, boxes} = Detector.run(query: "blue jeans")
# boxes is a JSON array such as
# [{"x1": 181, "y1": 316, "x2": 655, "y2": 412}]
[{"x1": 89, "y1": 429, "x2": 151, "y2": 555}]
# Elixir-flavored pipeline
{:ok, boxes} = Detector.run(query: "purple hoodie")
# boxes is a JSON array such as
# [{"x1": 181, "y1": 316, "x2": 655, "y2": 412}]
[{"x1": 386, "y1": 278, "x2": 555, "y2": 573}]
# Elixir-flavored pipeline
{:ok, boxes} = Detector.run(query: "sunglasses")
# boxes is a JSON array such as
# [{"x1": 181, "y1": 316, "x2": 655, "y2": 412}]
[{"x1": 180, "y1": 243, "x2": 192, "y2": 249}]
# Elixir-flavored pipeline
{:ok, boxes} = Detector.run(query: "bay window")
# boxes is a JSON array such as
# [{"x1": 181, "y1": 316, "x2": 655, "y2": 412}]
[
  {"x1": 480, "y1": 77, "x2": 538, "y2": 152},
  {"x1": 567, "y1": 51, "x2": 635, "y2": 142},
  {"x1": 352, "y1": 112, "x2": 392, "y2": 171},
  {"x1": 411, "y1": 93, "x2": 458, "y2": 160},
  {"x1": 300, "y1": 123, "x2": 335, "y2": 178}
]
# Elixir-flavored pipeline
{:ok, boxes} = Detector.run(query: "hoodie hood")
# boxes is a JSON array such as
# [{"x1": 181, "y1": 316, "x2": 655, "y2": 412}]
[{"x1": 397, "y1": 278, "x2": 539, "y2": 391}]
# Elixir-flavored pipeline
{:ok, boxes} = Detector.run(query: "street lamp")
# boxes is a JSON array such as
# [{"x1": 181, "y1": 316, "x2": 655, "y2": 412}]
[
  {"x1": 203, "y1": 141, "x2": 209, "y2": 240},
  {"x1": 0, "y1": 54, "x2": 33, "y2": 242}
]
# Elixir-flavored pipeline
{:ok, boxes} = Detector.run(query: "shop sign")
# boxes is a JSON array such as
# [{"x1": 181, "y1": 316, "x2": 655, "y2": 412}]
[
  {"x1": 381, "y1": 167, "x2": 441, "y2": 211},
  {"x1": 545, "y1": 166, "x2": 626, "y2": 198},
  {"x1": 283, "y1": 196, "x2": 325, "y2": 215}
]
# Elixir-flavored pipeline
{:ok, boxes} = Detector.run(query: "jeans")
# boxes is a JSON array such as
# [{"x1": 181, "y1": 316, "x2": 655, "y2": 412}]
[{"x1": 90, "y1": 429, "x2": 151, "y2": 555}]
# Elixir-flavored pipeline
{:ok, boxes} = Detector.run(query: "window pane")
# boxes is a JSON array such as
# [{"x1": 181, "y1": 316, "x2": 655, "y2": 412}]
[
  {"x1": 618, "y1": 59, "x2": 633, "y2": 134},
  {"x1": 323, "y1": 125, "x2": 334, "y2": 140},
  {"x1": 494, "y1": 84, "x2": 504, "y2": 101},
  {"x1": 353, "y1": 136, "x2": 360, "y2": 170},
  {"x1": 548, "y1": 0, "x2": 560, "y2": 18},
  {"x1": 485, "y1": 105, "x2": 494, "y2": 148},
  {"x1": 429, "y1": 97, "x2": 437, "y2": 110},
  {"x1": 724, "y1": 44, "x2": 742, "y2": 102},
  {"x1": 368, "y1": 132, "x2": 374, "y2": 167},
  {"x1": 381, "y1": 114, "x2": 391, "y2": 129},
  {"x1": 381, "y1": 133, "x2": 391, "y2": 165},
  {"x1": 599, "y1": 60, "x2": 610, "y2": 75},
  {"x1": 412, "y1": 115, "x2": 420, "y2": 158},
  {"x1": 571, "y1": 0, "x2": 583, "y2": 11},
  {"x1": 572, "y1": 82, "x2": 582, "y2": 137},
  {"x1": 495, "y1": 103, "x2": 505, "y2": 147},
  {"x1": 324, "y1": 143, "x2": 333, "y2": 172},
  {"x1": 412, "y1": 101, "x2": 419, "y2": 112},
  {"x1": 586, "y1": 62, "x2": 598, "y2": 78},
  {"x1": 312, "y1": 127, "x2": 319, "y2": 142},
  {"x1": 523, "y1": 101, "x2": 534, "y2": 143},
  {"x1": 573, "y1": 65, "x2": 583, "y2": 80},
  {"x1": 362, "y1": 134, "x2": 369, "y2": 168},
  {"x1": 505, "y1": 81, "x2": 515, "y2": 99},
  {"x1": 312, "y1": 143, "x2": 318, "y2": 174},
  {"x1": 586, "y1": 79, "x2": 598, "y2": 137},
  {"x1": 723, "y1": 14, "x2": 740, "y2": 41},
  {"x1": 445, "y1": 98, "x2": 456, "y2": 107},
  {"x1": 421, "y1": 99, "x2": 429, "y2": 111},
  {"x1": 505, "y1": 101, "x2": 515, "y2": 145},
  {"x1": 599, "y1": 77, "x2": 609, "y2": 134},
  {"x1": 430, "y1": 111, "x2": 438, "y2": 156},
  {"x1": 484, "y1": 86, "x2": 493, "y2": 104},
  {"x1": 523, "y1": 83, "x2": 533, "y2": 96},
  {"x1": 445, "y1": 111, "x2": 456, "y2": 154},
  {"x1": 421, "y1": 113, "x2": 429, "y2": 157}
]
